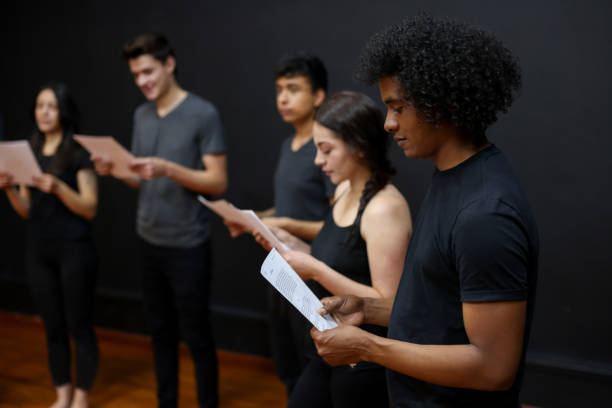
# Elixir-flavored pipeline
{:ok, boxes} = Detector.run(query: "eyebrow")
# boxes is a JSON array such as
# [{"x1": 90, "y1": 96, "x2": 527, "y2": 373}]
[{"x1": 383, "y1": 97, "x2": 402, "y2": 105}]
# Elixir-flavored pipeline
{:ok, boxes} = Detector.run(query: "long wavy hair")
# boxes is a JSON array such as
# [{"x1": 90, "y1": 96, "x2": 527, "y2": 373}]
[
  {"x1": 30, "y1": 82, "x2": 81, "y2": 176},
  {"x1": 315, "y1": 91, "x2": 395, "y2": 244}
]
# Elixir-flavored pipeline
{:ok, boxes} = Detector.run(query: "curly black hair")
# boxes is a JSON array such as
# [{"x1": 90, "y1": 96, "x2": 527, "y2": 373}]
[{"x1": 356, "y1": 14, "x2": 522, "y2": 144}]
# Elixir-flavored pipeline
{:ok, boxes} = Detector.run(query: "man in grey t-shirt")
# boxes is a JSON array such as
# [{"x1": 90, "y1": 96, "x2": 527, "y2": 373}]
[{"x1": 94, "y1": 33, "x2": 227, "y2": 408}]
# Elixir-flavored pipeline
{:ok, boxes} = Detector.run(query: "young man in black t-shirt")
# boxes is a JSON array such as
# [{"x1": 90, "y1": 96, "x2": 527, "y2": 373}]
[
  {"x1": 226, "y1": 54, "x2": 333, "y2": 396},
  {"x1": 311, "y1": 16, "x2": 539, "y2": 408}
]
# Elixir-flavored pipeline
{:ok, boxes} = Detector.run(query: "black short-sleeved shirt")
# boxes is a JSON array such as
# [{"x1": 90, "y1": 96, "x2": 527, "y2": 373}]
[
  {"x1": 273, "y1": 136, "x2": 334, "y2": 220},
  {"x1": 27, "y1": 144, "x2": 94, "y2": 240},
  {"x1": 387, "y1": 145, "x2": 539, "y2": 407}
]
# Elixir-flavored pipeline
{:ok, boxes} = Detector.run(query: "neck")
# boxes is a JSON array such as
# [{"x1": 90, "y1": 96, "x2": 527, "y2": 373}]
[
  {"x1": 431, "y1": 127, "x2": 489, "y2": 171},
  {"x1": 155, "y1": 79, "x2": 187, "y2": 114},
  {"x1": 346, "y1": 165, "x2": 373, "y2": 203},
  {"x1": 292, "y1": 114, "x2": 315, "y2": 141},
  {"x1": 43, "y1": 130, "x2": 63, "y2": 155}
]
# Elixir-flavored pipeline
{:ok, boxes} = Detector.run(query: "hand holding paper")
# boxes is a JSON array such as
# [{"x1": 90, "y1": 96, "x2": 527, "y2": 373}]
[
  {"x1": 198, "y1": 196, "x2": 289, "y2": 252},
  {"x1": 0, "y1": 141, "x2": 43, "y2": 186},
  {"x1": 261, "y1": 249, "x2": 337, "y2": 331},
  {"x1": 74, "y1": 135, "x2": 139, "y2": 180}
]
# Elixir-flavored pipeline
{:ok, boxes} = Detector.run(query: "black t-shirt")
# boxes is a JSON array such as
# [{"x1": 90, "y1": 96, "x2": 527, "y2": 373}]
[
  {"x1": 273, "y1": 136, "x2": 334, "y2": 220},
  {"x1": 27, "y1": 145, "x2": 94, "y2": 240},
  {"x1": 387, "y1": 145, "x2": 539, "y2": 407}
]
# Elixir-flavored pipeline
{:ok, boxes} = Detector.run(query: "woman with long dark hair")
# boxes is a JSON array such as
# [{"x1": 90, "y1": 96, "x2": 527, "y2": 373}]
[
  {"x1": 257, "y1": 91, "x2": 412, "y2": 408},
  {"x1": 0, "y1": 83, "x2": 99, "y2": 408}
]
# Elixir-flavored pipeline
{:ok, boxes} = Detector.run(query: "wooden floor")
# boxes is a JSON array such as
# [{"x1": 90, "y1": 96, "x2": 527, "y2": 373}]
[
  {"x1": 0, "y1": 311, "x2": 542, "y2": 408},
  {"x1": 0, "y1": 311, "x2": 287, "y2": 407}
]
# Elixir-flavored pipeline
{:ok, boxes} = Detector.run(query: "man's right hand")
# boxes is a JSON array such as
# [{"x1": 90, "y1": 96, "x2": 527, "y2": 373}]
[
  {"x1": 0, "y1": 171, "x2": 14, "y2": 190},
  {"x1": 91, "y1": 154, "x2": 114, "y2": 176},
  {"x1": 319, "y1": 295, "x2": 366, "y2": 327}
]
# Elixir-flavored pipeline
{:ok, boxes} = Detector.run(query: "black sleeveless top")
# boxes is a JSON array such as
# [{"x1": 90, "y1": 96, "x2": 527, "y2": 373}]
[{"x1": 309, "y1": 206, "x2": 386, "y2": 338}]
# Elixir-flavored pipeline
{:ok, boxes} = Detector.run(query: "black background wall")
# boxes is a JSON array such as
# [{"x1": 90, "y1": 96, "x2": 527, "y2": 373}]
[{"x1": 1, "y1": 1, "x2": 611, "y2": 406}]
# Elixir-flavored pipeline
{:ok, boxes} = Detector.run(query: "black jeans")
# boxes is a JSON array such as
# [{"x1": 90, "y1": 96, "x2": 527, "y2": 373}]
[
  {"x1": 140, "y1": 239, "x2": 218, "y2": 408},
  {"x1": 26, "y1": 237, "x2": 99, "y2": 390}
]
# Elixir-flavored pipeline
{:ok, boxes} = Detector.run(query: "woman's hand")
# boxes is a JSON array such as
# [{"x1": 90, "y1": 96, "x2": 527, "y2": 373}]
[
  {"x1": 282, "y1": 250, "x2": 322, "y2": 281},
  {"x1": 32, "y1": 173, "x2": 61, "y2": 194}
]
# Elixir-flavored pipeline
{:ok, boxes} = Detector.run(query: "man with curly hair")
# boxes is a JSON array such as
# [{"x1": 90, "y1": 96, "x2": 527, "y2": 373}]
[{"x1": 310, "y1": 15, "x2": 539, "y2": 407}]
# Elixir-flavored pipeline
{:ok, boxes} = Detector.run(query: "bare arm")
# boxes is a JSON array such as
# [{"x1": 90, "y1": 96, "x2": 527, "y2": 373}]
[
  {"x1": 130, "y1": 153, "x2": 227, "y2": 195},
  {"x1": 55, "y1": 169, "x2": 98, "y2": 219},
  {"x1": 4, "y1": 184, "x2": 31, "y2": 219},
  {"x1": 288, "y1": 189, "x2": 411, "y2": 299},
  {"x1": 33, "y1": 169, "x2": 98, "y2": 220},
  {"x1": 313, "y1": 300, "x2": 527, "y2": 391},
  {"x1": 263, "y1": 217, "x2": 324, "y2": 241},
  {"x1": 91, "y1": 154, "x2": 141, "y2": 189}
]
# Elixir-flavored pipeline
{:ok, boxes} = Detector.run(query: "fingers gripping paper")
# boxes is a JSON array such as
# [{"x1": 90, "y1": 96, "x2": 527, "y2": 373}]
[
  {"x1": 261, "y1": 249, "x2": 337, "y2": 331},
  {"x1": 198, "y1": 196, "x2": 290, "y2": 252},
  {"x1": 0, "y1": 141, "x2": 42, "y2": 186},
  {"x1": 73, "y1": 135, "x2": 139, "y2": 179}
]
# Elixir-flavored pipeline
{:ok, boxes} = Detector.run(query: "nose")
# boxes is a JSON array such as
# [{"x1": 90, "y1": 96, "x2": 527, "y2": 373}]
[
  {"x1": 314, "y1": 149, "x2": 325, "y2": 167},
  {"x1": 384, "y1": 111, "x2": 398, "y2": 133},
  {"x1": 136, "y1": 74, "x2": 147, "y2": 88},
  {"x1": 277, "y1": 90, "x2": 288, "y2": 105}
]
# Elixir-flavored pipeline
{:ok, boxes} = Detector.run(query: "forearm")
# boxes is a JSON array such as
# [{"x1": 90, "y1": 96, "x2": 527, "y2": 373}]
[
  {"x1": 315, "y1": 262, "x2": 386, "y2": 300},
  {"x1": 278, "y1": 218, "x2": 323, "y2": 241},
  {"x1": 362, "y1": 297, "x2": 394, "y2": 326},
  {"x1": 257, "y1": 207, "x2": 275, "y2": 218},
  {"x1": 54, "y1": 181, "x2": 97, "y2": 220},
  {"x1": 4, "y1": 187, "x2": 30, "y2": 218},
  {"x1": 166, "y1": 160, "x2": 227, "y2": 195},
  {"x1": 364, "y1": 336, "x2": 516, "y2": 391}
]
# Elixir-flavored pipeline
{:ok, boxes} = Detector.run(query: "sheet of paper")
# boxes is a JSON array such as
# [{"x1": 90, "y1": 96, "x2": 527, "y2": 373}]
[
  {"x1": 261, "y1": 249, "x2": 338, "y2": 331},
  {"x1": 73, "y1": 135, "x2": 139, "y2": 179},
  {"x1": 0, "y1": 141, "x2": 42, "y2": 186},
  {"x1": 198, "y1": 196, "x2": 289, "y2": 252}
]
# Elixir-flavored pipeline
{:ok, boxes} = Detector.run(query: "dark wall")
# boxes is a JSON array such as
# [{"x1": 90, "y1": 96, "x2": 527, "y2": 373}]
[{"x1": 2, "y1": 1, "x2": 611, "y2": 406}]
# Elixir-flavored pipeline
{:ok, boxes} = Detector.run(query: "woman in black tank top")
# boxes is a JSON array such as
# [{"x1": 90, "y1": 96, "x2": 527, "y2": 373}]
[{"x1": 260, "y1": 91, "x2": 413, "y2": 408}]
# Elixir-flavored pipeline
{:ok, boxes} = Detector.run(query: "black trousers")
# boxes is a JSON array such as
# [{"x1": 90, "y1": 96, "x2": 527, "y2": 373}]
[
  {"x1": 26, "y1": 237, "x2": 99, "y2": 390},
  {"x1": 266, "y1": 286, "x2": 310, "y2": 394},
  {"x1": 140, "y1": 239, "x2": 218, "y2": 408},
  {"x1": 288, "y1": 354, "x2": 389, "y2": 408}
]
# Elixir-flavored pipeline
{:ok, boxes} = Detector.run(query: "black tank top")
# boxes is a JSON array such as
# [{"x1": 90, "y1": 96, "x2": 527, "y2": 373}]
[
  {"x1": 308, "y1": 204, "x2": 386, "y2": 348},
  {"x1": 310, "y1": 208, "x2": 371, "y2": 299}
]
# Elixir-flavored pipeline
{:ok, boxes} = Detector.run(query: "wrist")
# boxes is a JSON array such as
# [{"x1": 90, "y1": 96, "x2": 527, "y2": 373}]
[{"x1": 163, "y1": 159, "x2": 173, "y2": 179}]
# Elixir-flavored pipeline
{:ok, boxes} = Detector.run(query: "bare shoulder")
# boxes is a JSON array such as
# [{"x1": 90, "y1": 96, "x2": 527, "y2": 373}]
[{"x1": 362, "y1": 184, "x2": 411, "y2": 221}]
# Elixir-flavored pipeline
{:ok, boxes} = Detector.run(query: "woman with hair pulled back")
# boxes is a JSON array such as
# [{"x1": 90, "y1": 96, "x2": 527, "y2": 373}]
[
  {"x1": 258, "y1": 91, "x2": 412, "y2": 407},
  {"x1": 0, "y1": 83, "x2": 98, "y2": 408}
]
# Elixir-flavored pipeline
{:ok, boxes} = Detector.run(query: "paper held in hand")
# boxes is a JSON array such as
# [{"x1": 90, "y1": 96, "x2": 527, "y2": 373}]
[
  {"x1": 73, "y1": 135, "x2": 139, "y2": 179},
  {"x1": 197, "y1": 195, "x2": 290, "y2": 252},
  {"x1": 261, "y1": 248, "x2": 338, "y2": 331},
  {"x1": 0, "y1": 141, "x2": 42, "y2": 186}
]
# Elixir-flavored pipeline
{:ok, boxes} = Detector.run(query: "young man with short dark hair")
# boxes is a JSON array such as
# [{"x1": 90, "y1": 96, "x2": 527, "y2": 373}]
[
  {"x1": 311, "y1": 16, "x2": 539, "y2": 407},
  {"x1": 226, "y1": 53, "x2": 333, "y2": 395},
  {"x1": 94, "y1": 33, "x2": 227, "y2": 408}
]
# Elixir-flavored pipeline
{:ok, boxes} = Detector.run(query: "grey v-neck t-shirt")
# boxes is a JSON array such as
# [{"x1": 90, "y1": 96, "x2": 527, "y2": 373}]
[{"x1": 131, "y1": 93, "x2": 226, "y2": 248}]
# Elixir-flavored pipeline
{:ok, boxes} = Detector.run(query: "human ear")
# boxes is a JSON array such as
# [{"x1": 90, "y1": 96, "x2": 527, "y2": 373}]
[{"x1": 313, "y1": 89, "x2": 326, "y2": 108}]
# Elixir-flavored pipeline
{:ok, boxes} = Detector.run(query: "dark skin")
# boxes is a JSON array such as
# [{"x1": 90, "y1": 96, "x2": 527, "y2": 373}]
[{"x1": 309, "y1": 77, "x2": 527, "y2": 391}]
